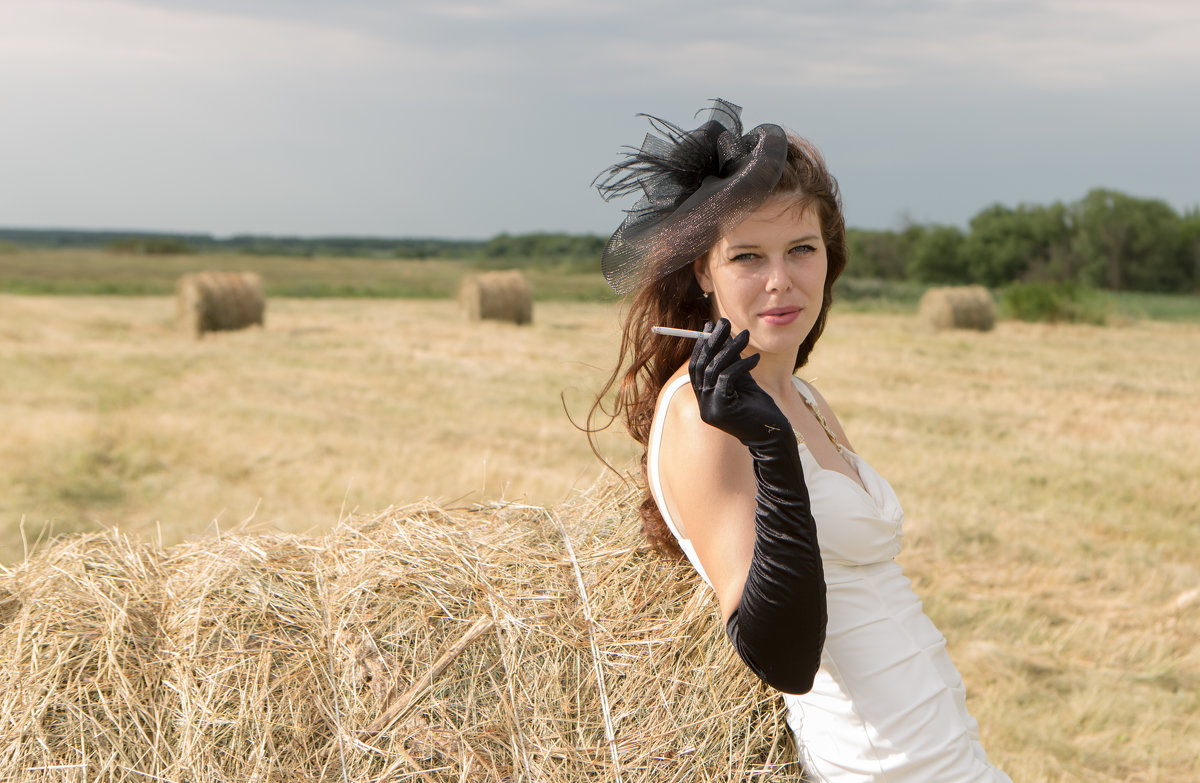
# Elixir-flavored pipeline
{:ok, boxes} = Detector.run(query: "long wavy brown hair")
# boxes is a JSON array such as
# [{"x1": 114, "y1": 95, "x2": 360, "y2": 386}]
[{"x1": 588, "y1": 134, "x2": 848, "y2": 557}]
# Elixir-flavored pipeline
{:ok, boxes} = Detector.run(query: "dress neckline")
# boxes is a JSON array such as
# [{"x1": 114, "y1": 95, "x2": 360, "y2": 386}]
[{"x1": 790, "y1": 378, "x2": 868, "y2": 493}]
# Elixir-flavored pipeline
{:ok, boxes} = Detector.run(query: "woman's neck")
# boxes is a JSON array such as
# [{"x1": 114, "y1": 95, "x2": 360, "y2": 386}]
[{"x1": 748, "y1": 348, "x2": 799, "y2": 400}]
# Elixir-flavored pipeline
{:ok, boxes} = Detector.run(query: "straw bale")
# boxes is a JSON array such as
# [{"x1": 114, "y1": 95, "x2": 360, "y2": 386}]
[
  {"x1": 176, "y1": 271, "x2": 266, "y2": 337},
  {"x1": 919, "y1": 285, "x2": 995, "y2": 331},
  {"x1": 0, "y1": 484, "x2": 803, "y2": 782},
  {"x1": 459, "y1": 270, "x2": 533, "y2": 325}
]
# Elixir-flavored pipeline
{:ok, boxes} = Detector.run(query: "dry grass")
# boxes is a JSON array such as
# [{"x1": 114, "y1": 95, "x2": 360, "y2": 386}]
[
  {"x1": 1, "y1": 293, "x2": 1198, "y2": 779},
  {"x1": 0, "y1": 485, "x2": 800, "y2": 781},
  {"x1": 0, "y1": 295, "x2": 636, "y2": 561}
]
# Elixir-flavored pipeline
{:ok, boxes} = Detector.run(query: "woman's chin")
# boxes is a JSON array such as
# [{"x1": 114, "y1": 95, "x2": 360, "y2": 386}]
[
  {"x1": 747, "y1": 325, "x2": 812, "y2": 357},
  {"x1": 748, "y1": 335, "x2": 802, "y2": 358}
]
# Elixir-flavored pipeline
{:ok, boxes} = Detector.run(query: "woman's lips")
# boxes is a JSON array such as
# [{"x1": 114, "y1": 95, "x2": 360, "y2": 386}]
[{"x1": 759, "y1": 307, "x2": 801, "y2": 326}]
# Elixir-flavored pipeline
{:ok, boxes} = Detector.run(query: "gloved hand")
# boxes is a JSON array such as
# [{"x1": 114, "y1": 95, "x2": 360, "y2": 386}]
[
  {"x1": 689, "y1": 319, "x2": 791, "y2": 446},
  {"x1": 688, "y1": 318, "x2": 827, "y2": 694}
]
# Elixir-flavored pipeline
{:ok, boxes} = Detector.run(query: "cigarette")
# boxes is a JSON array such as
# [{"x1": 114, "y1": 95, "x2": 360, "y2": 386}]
[{"x1": 651, "y1": 326, "x2": 713, "y2": 340}]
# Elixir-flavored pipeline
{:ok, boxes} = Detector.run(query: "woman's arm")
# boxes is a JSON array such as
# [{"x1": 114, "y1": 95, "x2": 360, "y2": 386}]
[
  {"x1": 659, "y1": 382, "x2": 758, "y2": 615},
  {"x1": 657, "y1": 320, "x2": 826, "y2": 694}
]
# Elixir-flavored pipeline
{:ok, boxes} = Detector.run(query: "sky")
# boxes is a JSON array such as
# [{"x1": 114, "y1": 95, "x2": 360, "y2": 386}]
[{"x1": 1, "y1": 0, "x2": 1198, "y2": 239}]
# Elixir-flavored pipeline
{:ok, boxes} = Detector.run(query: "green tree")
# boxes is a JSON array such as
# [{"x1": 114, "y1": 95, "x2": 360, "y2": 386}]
[
  {"x1": 846, "y1": 229, "x2": 907, "y2": 280},
  {"x1": 905, "y1": 225, "x2": 969, "y2": 283},
  {"x1": 1069, "y1": 189, "x2": 1188, "y2": 292},
  {"x1": 1181, "y1": 207, "x2": 1200, "y2": 291},
  {"x1": 962, "y1": 203, "x2": 1071, "y2": 287}
]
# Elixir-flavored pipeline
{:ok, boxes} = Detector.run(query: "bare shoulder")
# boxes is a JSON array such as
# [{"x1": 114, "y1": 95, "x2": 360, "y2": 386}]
[
  {"x1": 797, "y1": 378, "x2": 856, "y2": 453},
  {"x1": 657, "y1": 369, "x2": 744, "y2": 468}
]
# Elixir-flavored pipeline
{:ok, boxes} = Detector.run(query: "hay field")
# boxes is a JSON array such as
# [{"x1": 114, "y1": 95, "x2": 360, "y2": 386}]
[
  {"x1": 2, "y1": 293, "x2": 1199, "y2": 779},
  {"x1": 0, "y1": 294, "x2": 637, "y2": 562}
]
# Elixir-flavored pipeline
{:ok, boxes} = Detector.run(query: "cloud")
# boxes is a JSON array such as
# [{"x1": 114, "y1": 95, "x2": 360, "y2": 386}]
[
  {"x1": 32, "y1": 0, "x2": 1194, "y2": 97},
  {"x1": 0, "y1": 0, "x2": 1196, "y2": 236}
]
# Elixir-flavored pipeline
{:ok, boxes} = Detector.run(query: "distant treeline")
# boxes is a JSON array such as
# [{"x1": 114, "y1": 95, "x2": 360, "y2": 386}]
[
  {"x1": 850, "y1": 188, "x2": 1200, "y2": 293},
  {"x1": 0, "y1": 229, "x2": 483, "y2": 260},
  {"x1": 3, "y1": 187, "x2": 1197, "y2": 293},
  {"x1": 0, "y1": 228, "x2": 604, "y2": 272}
]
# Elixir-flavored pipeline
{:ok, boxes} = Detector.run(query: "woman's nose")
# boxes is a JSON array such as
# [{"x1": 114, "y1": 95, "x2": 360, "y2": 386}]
[{"x1": 765, "y1": 257, "x2": 791, "y2": 292}]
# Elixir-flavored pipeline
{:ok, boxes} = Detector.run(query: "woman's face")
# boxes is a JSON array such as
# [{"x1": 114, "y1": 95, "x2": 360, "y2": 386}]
[{"x1": 694, "y1": 198, "x2": 828, "y2": 359}]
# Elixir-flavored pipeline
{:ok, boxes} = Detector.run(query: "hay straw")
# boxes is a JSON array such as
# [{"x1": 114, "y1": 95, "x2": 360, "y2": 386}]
[
  {"x1": 458, "y1": 271, "x2": 533, "y2": 325},
  {"x1": 176, "y1": 271, "x2": 266, "y2": 337},
  {"x1": 363, "y1": 615, "x2": 496, "y2": 737},
  {"x1": 919, "y1": 285, "x2": 995, "y2": 331},
  {"x1": 0, "y1": 483, "x2": 802, "y2": 781},
  {"x1": 553, "y1": 510, "x2": 622, "y2": 781}
]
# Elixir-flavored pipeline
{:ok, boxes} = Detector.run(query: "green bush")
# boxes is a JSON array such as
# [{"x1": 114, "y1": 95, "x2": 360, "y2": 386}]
[
  {"x1": 1002, "y1": 282, "x2": 1108, "y2": 324},
  {"x1": 105, "y1": 236, "x2": 194, "y2": 255},
  {"x1": 833, "y1": 277, "x2": 927, "y2": 311}
]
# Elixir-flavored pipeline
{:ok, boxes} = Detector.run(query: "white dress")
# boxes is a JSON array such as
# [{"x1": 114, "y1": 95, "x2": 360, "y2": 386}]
[{"x1": 648, "y1": 375, "x2": 1011, "y2": 783}]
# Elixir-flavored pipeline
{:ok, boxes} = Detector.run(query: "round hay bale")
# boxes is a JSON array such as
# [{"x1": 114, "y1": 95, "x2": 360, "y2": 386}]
[
  {"x1": 0, "y1": 484, "x2": 804, "y2": 781},
  {"x1": 177, "y1": 271, "x2": 266, "y2": 337},
  {"x1": 919, "y1": 285, "x2": 995, "y2": 331},
  {"x1": 459, "y1": 270, "x2": 533, "y2": 325}
]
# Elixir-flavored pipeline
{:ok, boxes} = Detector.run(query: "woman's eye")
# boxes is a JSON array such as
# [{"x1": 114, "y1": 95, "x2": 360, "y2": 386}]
[
  {"x1": 790, "y1": 244, "x2": 817, "y2": 256},
  {"x1": 730, "y1": 252, "x2": 759, "y2": 263}
]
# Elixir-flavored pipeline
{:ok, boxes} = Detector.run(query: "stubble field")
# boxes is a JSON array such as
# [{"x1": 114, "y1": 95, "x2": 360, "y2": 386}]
[
  {"x1": 2, "y1": 292, "x2": 1198, "y2": 780},
  {"x1": 0, "y1": 294, "x2": 637, "y2": 560}
]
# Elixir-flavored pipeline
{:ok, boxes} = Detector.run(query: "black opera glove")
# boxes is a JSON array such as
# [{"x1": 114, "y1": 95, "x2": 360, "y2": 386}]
[{"x1": 688, "y1": 319, "x2": 827, "y2": 695}]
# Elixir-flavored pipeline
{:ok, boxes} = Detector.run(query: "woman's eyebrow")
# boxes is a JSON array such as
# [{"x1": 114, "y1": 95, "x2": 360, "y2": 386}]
[{"x1": 727, "y1": 234, "x2": 819, "y2": 250}]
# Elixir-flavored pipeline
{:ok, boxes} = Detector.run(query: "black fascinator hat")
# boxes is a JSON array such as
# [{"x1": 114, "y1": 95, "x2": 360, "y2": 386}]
[{"x1": 594, "y1": 99, "x2": 788, "y2": 294}]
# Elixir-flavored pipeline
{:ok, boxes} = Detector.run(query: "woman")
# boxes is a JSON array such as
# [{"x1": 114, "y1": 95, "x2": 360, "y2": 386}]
[{"x1": 592, "y1": 99, "x2": 1011, "y2": 782}]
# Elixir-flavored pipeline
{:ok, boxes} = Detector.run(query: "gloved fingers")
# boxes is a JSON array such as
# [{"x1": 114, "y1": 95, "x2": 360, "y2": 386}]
[
  {"x1": 713, "y1": 353, "x2": 761, "y2": 400},
  {"x1": 702, "y1": 326, "x2": 750, "y2": 390},
  {"x1": 689, "y1": 319, "x2": 723, "y2": 388}
]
